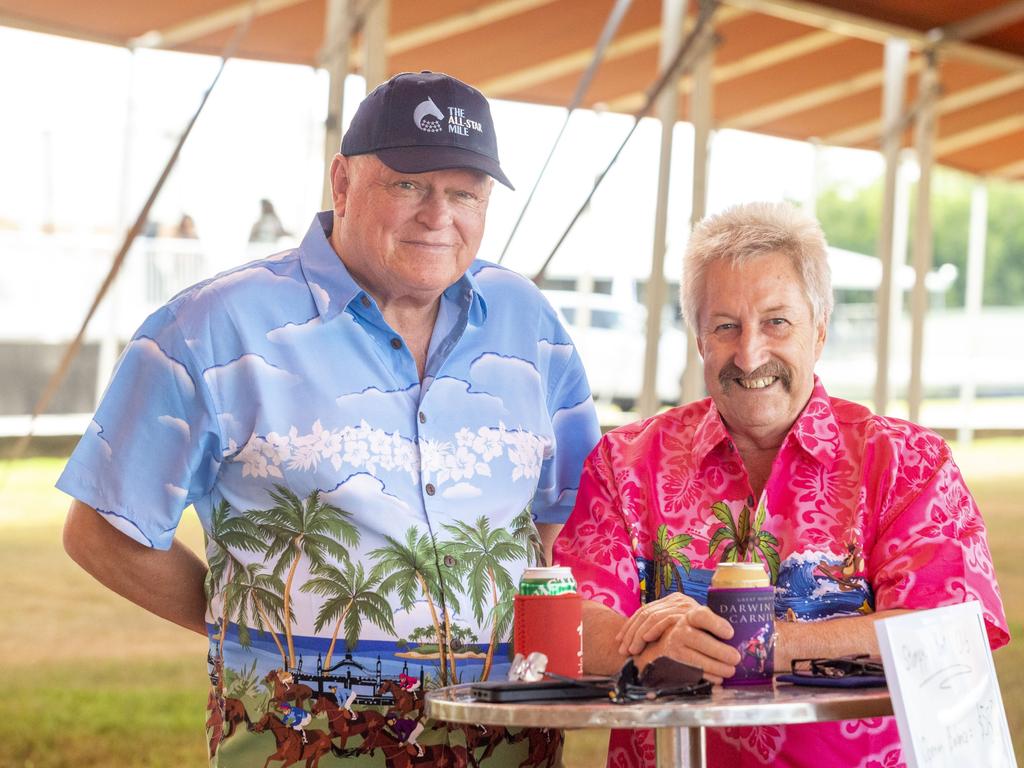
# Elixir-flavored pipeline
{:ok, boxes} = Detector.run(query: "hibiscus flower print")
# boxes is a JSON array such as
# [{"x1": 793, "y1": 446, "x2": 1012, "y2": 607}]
[
  {"x1": 661, "y1": 469, "x2": 705, "y2": 515},
  {"x1": 720, "y1": 725, "x2": 784, "y2": 762},
  {"x1": 577, "y1": 515, "x2": 631, "y2": 567},
  {"x1": 857, "y1": 747, "x2": 906, "y2": 768}
]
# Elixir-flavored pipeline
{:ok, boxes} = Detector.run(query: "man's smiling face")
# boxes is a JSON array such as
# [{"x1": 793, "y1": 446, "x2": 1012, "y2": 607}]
[
  {"x1": 696, "y1": 250, "x2": 826, "y2": 445},
  {"x1": 331, "y1": 154, "x2": 492, "y2": 306}
]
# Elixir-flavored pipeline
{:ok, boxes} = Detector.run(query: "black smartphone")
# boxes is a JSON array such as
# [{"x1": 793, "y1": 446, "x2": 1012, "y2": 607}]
[{"x1": 469, "y1": 679, "x2": 608, "y2": 703}]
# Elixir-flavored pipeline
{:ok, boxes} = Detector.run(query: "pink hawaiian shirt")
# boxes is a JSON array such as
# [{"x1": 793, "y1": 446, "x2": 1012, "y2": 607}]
[{"x1": 554, "y1": 378, "x2": 1008, "y2": 768}]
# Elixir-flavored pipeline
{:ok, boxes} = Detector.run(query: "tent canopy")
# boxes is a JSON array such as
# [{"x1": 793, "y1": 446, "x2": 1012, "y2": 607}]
[{"x1": 2, "y1": 0, "x2": 1024, "y2": 179}]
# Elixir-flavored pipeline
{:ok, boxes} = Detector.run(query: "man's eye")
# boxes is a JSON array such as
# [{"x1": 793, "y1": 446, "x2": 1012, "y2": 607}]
[
  {"x1": 766, "y1": 318, "x2": 790, "y2": 327},
  {"x1": 396, "y1": 181, "x2": 417, "y2": 190},
  {"x1": 715, "y1": 323, "x2": 737, "y2": 332}
]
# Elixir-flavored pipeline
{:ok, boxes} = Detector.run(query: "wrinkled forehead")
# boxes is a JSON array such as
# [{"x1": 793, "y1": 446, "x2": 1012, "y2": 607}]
[{"x1": 701, "y1": 252, "x2": 814, "y2": 317}]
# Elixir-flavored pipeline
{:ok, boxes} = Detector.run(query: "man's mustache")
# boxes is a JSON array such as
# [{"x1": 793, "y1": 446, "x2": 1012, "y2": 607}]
[{"x1": 718, "y1": 360, "x2": 792, "y2": 391}]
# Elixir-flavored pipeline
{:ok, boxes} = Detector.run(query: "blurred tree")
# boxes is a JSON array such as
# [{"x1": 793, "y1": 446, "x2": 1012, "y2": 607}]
[{"x1": 815, "y1": 169, "x2": 1024, "y2": 308}]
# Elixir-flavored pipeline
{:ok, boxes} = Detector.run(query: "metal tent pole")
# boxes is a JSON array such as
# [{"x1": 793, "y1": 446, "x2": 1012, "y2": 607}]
[
  {"x1": 321, "y1": 0, "x2": 353, "y2": 211},
  {"x1": 680, "y1": 2, "x2": 715, "y2": 406},
  {"x1": 873, "y1": 38, "x2": 909, "y2": 416},
  {"x1": 363, "y1": 0, "x2": 389, "y2": 90},
  {"x1": 907, "y1": 51, "x2": 938, "y2": 424},
  {"x1": 638, "y1": 0, "x2": 687, "y2": 418}
]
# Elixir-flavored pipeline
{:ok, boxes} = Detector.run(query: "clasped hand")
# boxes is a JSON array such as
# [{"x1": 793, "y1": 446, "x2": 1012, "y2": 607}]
[{"x1": 615, "y1": 593, "x2": 741, "y2": 684}]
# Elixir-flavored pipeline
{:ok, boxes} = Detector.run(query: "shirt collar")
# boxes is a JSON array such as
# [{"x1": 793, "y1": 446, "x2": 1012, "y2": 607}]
[
  {"x1": 690, "y1": 375, "x2": 839, "y2": 468},
  {"x1": 784, "y1": 375, "x2": 840, "y2": 467},
  {"x1": 692, "y1": 397, "x2": 732, "y2": 464},
  {"x1": 298, "y1": 212, "x2": 362, "y2": 321},
  {"x1": 297, "y1": 212, "x2": 489, "y2": 325}
]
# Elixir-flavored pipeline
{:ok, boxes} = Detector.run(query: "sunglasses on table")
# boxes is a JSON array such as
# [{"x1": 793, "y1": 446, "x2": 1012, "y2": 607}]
[{"x1": 789, "y1": 654, "x2": 885, "y2": 679}]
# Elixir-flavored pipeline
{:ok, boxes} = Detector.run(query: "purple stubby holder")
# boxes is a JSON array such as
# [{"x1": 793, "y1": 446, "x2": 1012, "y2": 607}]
[{"x1": 707, "y1": 586, "x2": 775, "y2": 685}]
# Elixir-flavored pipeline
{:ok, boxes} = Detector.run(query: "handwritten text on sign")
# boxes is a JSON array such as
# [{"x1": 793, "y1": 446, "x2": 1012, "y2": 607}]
[{"x1": 875, "y1": 601, "x2": 1015, "y2": 768}]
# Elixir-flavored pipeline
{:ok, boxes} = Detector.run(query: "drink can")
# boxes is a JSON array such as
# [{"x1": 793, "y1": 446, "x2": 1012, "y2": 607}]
[
  {"x1": 518, "y1": 566, "x2": 578, "y2": 596},
  {"x1": 514, "y1": 566, "x2": 582, "y2": 677},
  {"x1": 707, "y1": 562, "x2": 775, "y2": 686}
]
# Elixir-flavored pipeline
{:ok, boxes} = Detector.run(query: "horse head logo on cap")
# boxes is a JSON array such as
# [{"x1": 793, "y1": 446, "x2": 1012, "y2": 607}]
[{"x1": 413, "y1": 97, "x2": 445, "y2": 133}]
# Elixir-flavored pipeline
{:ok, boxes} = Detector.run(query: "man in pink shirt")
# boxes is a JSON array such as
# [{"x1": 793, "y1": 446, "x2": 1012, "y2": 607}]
[{"x1": 555, "y1": 202, "x2": 1008, "y2": 768}]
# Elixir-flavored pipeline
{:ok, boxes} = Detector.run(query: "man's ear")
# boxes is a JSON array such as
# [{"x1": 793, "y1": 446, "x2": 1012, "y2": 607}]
[
  {"x1": 330, "y1": 154, "x2": 353, "y2": 218},
  {"x1": 814, "y1": 315, "x2": 828, "y2": 361}
]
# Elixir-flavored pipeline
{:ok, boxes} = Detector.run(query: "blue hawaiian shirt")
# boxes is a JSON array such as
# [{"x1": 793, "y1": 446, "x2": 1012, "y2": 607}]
[{"x1": 58, "y1": 212, "x2": 600, "y2": 766}]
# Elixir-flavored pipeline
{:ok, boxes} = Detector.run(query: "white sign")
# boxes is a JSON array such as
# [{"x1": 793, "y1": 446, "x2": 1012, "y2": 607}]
[{"x1": 875, "y1": 601, "x2": 1016, "y2": 768}]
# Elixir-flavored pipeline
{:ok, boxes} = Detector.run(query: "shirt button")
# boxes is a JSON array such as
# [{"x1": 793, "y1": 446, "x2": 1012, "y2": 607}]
[
  {"x1": 360, "y1": 295, "x2": 371, "y2": 308},
  {"x1": 418, "y1": 411, "x2": 426, "y2": 424},
  {"x1": 443, "y1": 554, "x2": 456, "y2": 568},
  {"x1": 390, "y1": 337, "x2": 402, "y2": 349},
  {"x1": 425, "y1": 483, "x2": 436, "y2": 496}
]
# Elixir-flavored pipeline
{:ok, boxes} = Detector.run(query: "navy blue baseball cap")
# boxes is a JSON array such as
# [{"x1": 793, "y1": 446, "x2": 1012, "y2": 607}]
[{"x1": 341, "y1": 71, "x2": 513, "y2": 189}]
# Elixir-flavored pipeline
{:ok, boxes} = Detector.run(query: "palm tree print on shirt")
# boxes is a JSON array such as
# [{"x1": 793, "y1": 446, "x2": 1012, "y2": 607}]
[
  {"x1": 443, "y1": 516, "x2": 524, "y2": 681},
  {"x1": 301, "y1": 560, "x2": 395, "y2": 668},
  {"x1": 708, "y1": 497, "x2": 781, "y2": 583},
  {"x1": 650, "y1": 524, "x2": 694, "y2": 599},
  {"x1": 206, "y1": 500, "x2": 282, "y2": 669},
  {"x1": 247, "y1": 485, "x2": 359, "y2": 668},
  {"x1": 370, "y1": 527, "x2": 461, "y2": 686}
]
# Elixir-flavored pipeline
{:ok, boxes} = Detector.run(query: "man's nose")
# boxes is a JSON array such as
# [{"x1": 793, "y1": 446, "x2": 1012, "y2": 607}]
[
  {"x1": 733, "y1": 326, "x2": 770, "y2": 373},
  {"x1": 416, "y1": 192, "x2": 454, "y2": 229}
]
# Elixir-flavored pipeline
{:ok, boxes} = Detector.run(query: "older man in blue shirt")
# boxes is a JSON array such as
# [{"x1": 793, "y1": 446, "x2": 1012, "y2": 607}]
[{"x1": 59, "y1": 71, "x2": 600, "y2": 767}]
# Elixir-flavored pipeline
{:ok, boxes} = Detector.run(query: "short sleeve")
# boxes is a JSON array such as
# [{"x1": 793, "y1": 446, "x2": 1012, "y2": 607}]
[
  {"x1": 56, "y1": 306, "x2": 222, "y2": 550},
  {"x1": 529, "y1": 348, "x2": 600, "y2": 525},
  {"x1": 869, "y1": 457, "x2": 1009, "y2": 649},
  {"x1": 553, "y1": 436, "x2": 641, "y2": 617}
]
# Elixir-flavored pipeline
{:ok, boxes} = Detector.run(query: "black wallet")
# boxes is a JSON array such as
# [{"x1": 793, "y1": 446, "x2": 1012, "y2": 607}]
[{"x1": 469, "y1": 678, "x2": 609, "y2": 702}]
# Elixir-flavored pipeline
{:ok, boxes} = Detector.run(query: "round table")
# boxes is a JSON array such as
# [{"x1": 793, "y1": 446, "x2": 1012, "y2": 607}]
[{"x1": 426, "y1": 682, "x2": 893, "y2": 768}]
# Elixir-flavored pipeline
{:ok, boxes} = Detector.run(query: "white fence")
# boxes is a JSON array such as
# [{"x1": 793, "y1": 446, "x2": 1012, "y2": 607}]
[{"x1": 1, "y1": 231, "x2": 1021, "y2": 432}]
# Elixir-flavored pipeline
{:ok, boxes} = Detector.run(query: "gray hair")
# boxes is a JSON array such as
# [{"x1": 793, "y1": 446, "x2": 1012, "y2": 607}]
[{"x1": 681, "y1": 201, "x2": 833, "y2": 332}]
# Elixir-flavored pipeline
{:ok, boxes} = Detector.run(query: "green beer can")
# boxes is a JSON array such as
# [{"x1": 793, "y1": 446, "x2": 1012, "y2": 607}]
[{"x1": 518, "y1": 566, "x2": 578, "y2": 596}]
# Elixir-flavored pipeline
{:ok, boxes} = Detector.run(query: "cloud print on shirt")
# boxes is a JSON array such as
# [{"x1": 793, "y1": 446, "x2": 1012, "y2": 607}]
[
  {"x1": 266, "y1": 315, "x2": 323, "y2": 344},
  {"x1": 442, "y1": 482, "x2": 482, "y2": 500},
  {"x1": 191, "y1": 263, "x2": 300, "y2": 302},
  {"x1": 427, "y1": 377, "x2": 506, "y2": 415},
  {"x1": 87, "y1": 419, "x2": 113, "y2": 461},
  {"x1": 464, "y1": 354, "x2": 546, "y2": 431},
  {"x1": 472, "y1": 264, "x2": 534, "y2": 292},
  {"x1": 536, "y1": 338, "x2": 574, "y2": 376},
  {"x1": 158, "y1": 415, "x2": 191, "y2": 440},
  {"x1": 125, "y1": 337, "x2": 196, "y2": 397},
  {"x1": 202, "y1": 354, "x2": 300, "y2": 391},
  {"x1": 321, "y1": 472, "x2": 411, "y2": 518},
  {"x1": 334, "y1": 384, "x2": 421, "y2": 433},
  {"x1": 307, "y1": 280, "x2": 331, "y2": 313}
]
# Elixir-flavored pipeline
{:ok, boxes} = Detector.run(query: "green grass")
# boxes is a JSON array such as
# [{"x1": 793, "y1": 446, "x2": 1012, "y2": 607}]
[{"x1": 0, "y1": 447, "x2": 1021, "y2": 767}]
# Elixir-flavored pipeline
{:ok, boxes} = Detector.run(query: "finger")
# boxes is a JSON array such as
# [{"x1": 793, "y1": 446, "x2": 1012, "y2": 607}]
[
  {"x1": 623, "y1": 615, "x2": 678, "y2": 655},
  {"x1": 686, "y1": 605, "x2": 736, "y2": 641},
  {"x1": 618, "y1": 612, "x2": 661, "y2": 656}
]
